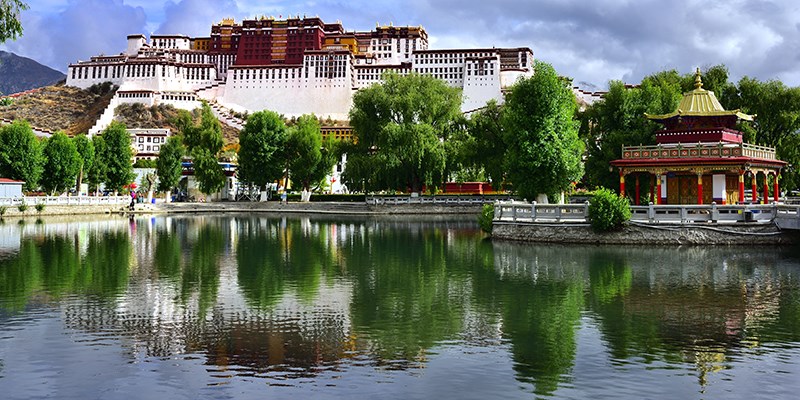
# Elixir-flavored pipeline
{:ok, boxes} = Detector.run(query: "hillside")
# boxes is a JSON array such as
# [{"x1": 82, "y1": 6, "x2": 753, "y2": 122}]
[
  {"x1": 0, "y1": 83, "x2": 239, "y2": 141},
  {"x1": 0, "y1": 51, "x2": 66, "y2": 95},
  {"x1": 114, "y1": 103, "x2": 240, "y2": 143},
  {"x1": 0, "y1": 83, "x2": 116, "y2": 135}
]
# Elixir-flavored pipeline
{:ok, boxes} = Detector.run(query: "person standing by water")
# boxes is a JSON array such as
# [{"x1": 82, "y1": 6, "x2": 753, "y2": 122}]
[{"x1": 129, "y1": 191, "x2": 136, "y2": 211}]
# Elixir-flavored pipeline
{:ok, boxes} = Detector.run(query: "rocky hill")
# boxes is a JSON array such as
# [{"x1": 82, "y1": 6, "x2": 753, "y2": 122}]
[
  {"x1": 0, "y1": 51, "x2": 66, "y2": 95},
  {"x1": 0, "y1": 83, "x2": 116, "y2": 135},
  {"x1": 0, "y1": 83, "x2": 239, "y2": 142}
]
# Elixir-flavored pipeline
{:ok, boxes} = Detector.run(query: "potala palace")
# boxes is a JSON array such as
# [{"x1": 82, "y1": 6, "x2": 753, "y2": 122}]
[{"x1": 65, "y1": 15, "x2": 534, "y2": 134}]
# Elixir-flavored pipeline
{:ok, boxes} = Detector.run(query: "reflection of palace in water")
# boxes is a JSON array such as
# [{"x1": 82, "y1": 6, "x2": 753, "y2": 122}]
[{"x1": 1, "y1": 216, "x2": 799, "y2": 395}]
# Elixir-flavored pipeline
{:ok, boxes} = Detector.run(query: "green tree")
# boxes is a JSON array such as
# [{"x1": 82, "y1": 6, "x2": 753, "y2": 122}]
[
  {"x1": 346, "y1": 71, "x2": 462, "y2": 193},
  {"x1": 503, "y1": 61, "x2": 584, "y2": 201},
  {"x1": 237, "y1": 110, "x2": 288, "y2": 196},
  {"x1": 86, "y1": 135, "x2": 107, "y2": 194},
  {"x1": 460, "y1": 100, "x2": 507, "y2": 188},
  {"x1": 178, "y1": 103, "x2": 225, "y2": 196},
  {"x1": 727, "y1": 77, "x2": 800, "y2": 190},
  {"x1": 101, "y1": 121, "x2": 134, "y2": 193},
  {"x1": 0, "y1": 119, "x2": 43, "y2": 190},
  {"x1": 287, "y1": 114, "x2": 337, "y2": 200},
  {"x1": 583, "y1": 70, "x2": 683, "y2": 191},
  {"x1": 40, "y1": 132, "x2": 80, "y2": 195},
  {"x1": 73, "y1": 134, "x2": 95, "y2": 195},
  {"x1": 0, "y1": 0, "x2": 27, "y2": 43},
  {"x1": 156, "y1": 135, "x2": 184, "y2": 200}
]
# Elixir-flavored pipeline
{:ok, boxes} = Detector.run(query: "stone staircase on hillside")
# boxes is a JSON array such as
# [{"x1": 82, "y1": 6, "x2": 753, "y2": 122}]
[
  {"x1": 88, "y1": 93, "x2": 120, "y2": 136},
  {"x1": 209, "y1": 101, "x2": 244, "y2": 130}
]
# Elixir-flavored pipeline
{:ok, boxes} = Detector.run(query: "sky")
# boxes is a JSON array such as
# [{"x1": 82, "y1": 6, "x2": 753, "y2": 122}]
[{"x1": 3, "y1": 0, "x2": 800, "y2": 90}]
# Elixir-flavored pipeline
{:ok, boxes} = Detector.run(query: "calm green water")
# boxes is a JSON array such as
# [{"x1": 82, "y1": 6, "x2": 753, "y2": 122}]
[{"x1": 1, "y1": 214, "x2": 800, "y2": 399}]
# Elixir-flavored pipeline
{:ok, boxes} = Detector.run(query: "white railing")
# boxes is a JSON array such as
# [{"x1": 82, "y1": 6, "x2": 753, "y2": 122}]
[
  {"x1": 494, "y1": 201, "x2": 800, "y2": 225},
  {"x1": 368, "y1": 195, "x2": 511, "y2": 206},
  {"x1": 0, "y1": 196, "x2": 130, "y2": 207},
  {"x1": 494, "y1": 201, "x2": 590, "y2": 222}
]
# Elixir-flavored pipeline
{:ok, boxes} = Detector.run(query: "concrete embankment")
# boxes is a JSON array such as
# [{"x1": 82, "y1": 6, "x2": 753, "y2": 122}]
[
  {"x1": 0, "y1": 204, "x2": 128, "y2": 218},
  {"x1": 492, "y1": 221, "x2": 800, "y2": 245}
]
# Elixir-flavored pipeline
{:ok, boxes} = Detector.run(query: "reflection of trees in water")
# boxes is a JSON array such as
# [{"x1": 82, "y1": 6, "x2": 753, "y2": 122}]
[
  {"x1": 0, "y1": 229, "x2": 131, "y2": 312},
  {"x1": 489, "y1": 242, "x2": 585, "y2": 397},
  {"x1": 5, "y1": 215, "x2": 800, "y2": 395}
]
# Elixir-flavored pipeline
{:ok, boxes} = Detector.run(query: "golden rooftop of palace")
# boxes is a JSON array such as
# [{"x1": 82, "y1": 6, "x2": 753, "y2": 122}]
[{"x1": 646, "y1": 69, "x2": 754, "y2": 121}]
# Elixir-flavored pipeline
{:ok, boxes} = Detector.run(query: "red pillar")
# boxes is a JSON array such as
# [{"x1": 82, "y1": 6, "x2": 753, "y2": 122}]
[
  {"x1": 763, "y1": 174, "x2": 769, "y2": 204},
  {"x1": 619, "y1": 172, "x2": 626, "y2": 197},
  {"x1": 656, "y1": 175, "x2": 662, "y2": 205},
  {"x1": 773, "y1": 174, "x2": 779, "y2": 203},
  {"x1": 738, "y1": 172, "x2": 745, "y2": 204},
  {"x1": 751, "y1": 173, "x2": 758, "y2": 203},
  {"x1": 697, "y1": 173, "x2": 704, "y2": 205},
  {"x1": 635, "y1": 175, "x2": 640, "y2": 205}
]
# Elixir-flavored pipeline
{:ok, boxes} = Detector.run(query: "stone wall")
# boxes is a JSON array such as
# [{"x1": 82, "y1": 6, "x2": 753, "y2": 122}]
[{"x1": 492, "y1": 221, "x2": 800, "y2": 245}]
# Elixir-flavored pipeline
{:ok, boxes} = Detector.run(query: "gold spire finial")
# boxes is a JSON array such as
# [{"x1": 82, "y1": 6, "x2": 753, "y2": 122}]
[{"x1": 694, "y1": 68, "x2": 703, "y2": 90}]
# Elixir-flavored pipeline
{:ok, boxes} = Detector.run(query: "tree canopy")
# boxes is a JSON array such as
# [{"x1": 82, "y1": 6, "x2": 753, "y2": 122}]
[
  {"x1": 582, "y1": 70, "x2": 683, "y2": 191},
  {"x1": 156, "y1": 135, "x2": 184, "y2": 193},
  {"x1": 345, "y1": 71, "x2": 463, "y2": 193},
  {"x1": 287, "y1": 115, "x2": 337, "y2": 197},
  {"x1": 176, "y1": 103, "x2": 225, "y2": 196},
  {"x1": 0, "y1": 0, "x2": 27, "y2": 43},
  {"x1": 237, "y1": 110, "x2": 288, "y2": 191},
  {"x1": 73, "y1": 134, "x2": 95, "y2": 194},
  {"x1": 40, "y1": 131, "x2": 80, "y2": 195},
  {"x1": 0, "y1": 119, "x2": 42, "y2": 190},
  {"x1": 503, "y1": 61, "x2": 584, "y2": 201},
  {"x1": 101, "y1": 121, "x2": 134, "y2": 193}
]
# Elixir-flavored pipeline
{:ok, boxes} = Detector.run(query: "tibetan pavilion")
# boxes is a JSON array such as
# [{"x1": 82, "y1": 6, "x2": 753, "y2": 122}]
[{"x1": 611, "y1": 70, "x2": 786, "y2": 205}]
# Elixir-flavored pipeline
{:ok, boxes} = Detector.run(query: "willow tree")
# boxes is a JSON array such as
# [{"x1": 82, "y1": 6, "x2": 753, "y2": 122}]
[
  {"x1": 345, "y1": 71, "x2": 462, "y2": 193},
  {"x1": 504, "y1": 61, "x2": 584, "y2": 202},
  {"x1": 582, "y1": 70, "x2": 683, "y2": 191},
  {"x1": 237, "y1": 110, "x2": 287, "y2": 200},
  {"x1": 0, "y1": 0, "x2": 27, "y2": 43}
]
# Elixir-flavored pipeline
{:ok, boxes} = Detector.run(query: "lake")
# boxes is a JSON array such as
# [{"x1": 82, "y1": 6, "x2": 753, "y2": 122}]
[{"x1": 1, "y1": 214, "x2": 800, "y2": 399}]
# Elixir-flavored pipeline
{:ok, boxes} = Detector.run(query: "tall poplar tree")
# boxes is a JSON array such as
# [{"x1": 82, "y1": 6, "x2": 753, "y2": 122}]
[
  {"x1": 237, "y1": 110, "x2": 288, "y2": 199},
  {"x1": 101, "y1": 121, "x2": 134, "y2": 194},
  {"x1": 178, "y1": 103, "x2": 225, "y2": 197},
  {"x1": 503, "y1": 61, "x2": 584, "y2": 201},
  {"x1": 73, "y1": 134, "x2": 95, "y2": 195},
  {"x1": 41, "y1": 132, "x2": 80, "y2": 195},
  {"x1": 156, "y1": 135, "x2": 184, "y2": 202}
]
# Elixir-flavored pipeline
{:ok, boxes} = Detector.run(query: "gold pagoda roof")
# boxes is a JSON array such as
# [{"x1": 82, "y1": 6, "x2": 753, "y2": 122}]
[{"x1": 646, "y1": 69, "x2": 754, "y2": 121}]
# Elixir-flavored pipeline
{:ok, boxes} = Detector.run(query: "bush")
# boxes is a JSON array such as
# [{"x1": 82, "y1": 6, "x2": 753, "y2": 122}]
[
  {"x1": 35, "y1": 203, "x2": 46, "y2": 214},
  {"x1": 477, "y1": 203, "x2": 495, "y2": 234},
  {"x1": 588, "y1": 188, "x2": 631, "y2": 232},
  {"x1": 17, "y1": 201, "x2": 28, "y2": 214},
  {"x1": 0, "y1": 205, "x2": 6, "y2": 216},
  {"x1": 133, "y1": 159, "x2": 157, "y2": 168}
]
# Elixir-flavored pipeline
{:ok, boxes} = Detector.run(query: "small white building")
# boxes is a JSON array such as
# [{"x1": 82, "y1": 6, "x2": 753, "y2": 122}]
[
  {"x1": 0, "y1": 178, "x2": 24, "y2": 198},
  {"x1": 129, "y1": 128, "x2": 171, "y2": 160}
]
